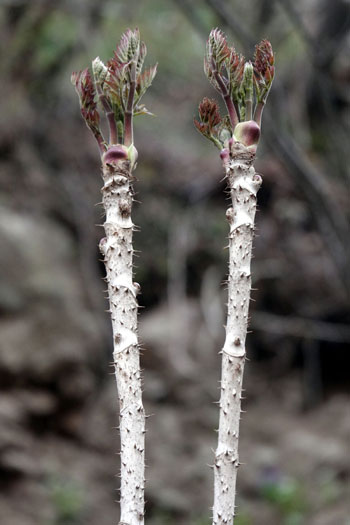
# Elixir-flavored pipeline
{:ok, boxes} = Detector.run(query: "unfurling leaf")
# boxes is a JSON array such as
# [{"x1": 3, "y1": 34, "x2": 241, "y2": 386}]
[
  {"x1": 135, "y1": 64, "x2": 158, "y2": 103},
  {"x1": 92, "y1": 57, "x2": 108, "y2": 87},
  {"x1": 198, "y1": 97, "x2": 222, "y2": 129},
  {"x1": 136, "y1": 41, "x2": 147, "y2": 75},
  {"x1": 71, "y1": 68, "x2": 100, "y2": 134},
  {"x1": 194, "y1": 97, "x2": 225, "y2": 149},
  {"x1": 134, "y1": 104, "x2": 155, "y2": 117},
  {"x1": 114, "y1": 28, "x2": 136, "y2": 66},
  {"x1": 227, "y1": 49, "x2": 245, "y2": 103},
  {"x1": 207, "y1": 28, "x2": 230, "y2": 69},
  {"x1": 254, "y1": 39, "x2": 275, "y2": 103},
  {"x1": 238, "y1": 61, "x2": 254, "y2": 119},
  {"x1": 204, "y1": 29, "x2": 231, "y2": 94}
]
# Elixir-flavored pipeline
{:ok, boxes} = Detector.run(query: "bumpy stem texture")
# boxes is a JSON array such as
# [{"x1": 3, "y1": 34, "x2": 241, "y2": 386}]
[
  {"x1": 100, "y1": 159, "x2": 145, "y2": 525},
  {"x1": 213, "y1": 143, "x2": 261, "y2": 525}
]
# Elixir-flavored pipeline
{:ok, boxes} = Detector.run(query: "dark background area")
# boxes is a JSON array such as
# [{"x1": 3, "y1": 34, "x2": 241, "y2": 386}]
[{"x1": 0, "y1": 1, "x2": 349, "y2": 524}]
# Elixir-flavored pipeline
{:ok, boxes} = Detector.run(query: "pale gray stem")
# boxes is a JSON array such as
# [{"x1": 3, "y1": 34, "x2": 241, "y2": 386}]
[
  {"x1": 100, "y1": 159, "x2": 145, "y2": 525},
  {"x1": 212, "y1": 143, "x2": 262, "y2": 525}
]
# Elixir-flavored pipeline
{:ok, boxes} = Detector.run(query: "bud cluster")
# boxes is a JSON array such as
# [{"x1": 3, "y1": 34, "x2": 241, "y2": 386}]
[
  {"x1": 194, "y1": 97, "x2": 224, "y2": 149},
  {"x1": 72, "y1": 28, "x2": 157, "y2": 159},
  {"x1": 195, "y1": 29, "x2": 274, "y2": 153}
]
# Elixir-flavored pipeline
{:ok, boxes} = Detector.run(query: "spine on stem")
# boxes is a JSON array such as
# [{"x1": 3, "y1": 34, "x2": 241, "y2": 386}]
[{"x1": 71, "y1": 28, "x2": 156, "y2": 525}]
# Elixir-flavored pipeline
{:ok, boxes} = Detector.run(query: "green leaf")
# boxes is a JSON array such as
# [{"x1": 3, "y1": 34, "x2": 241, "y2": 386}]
[
  {"x1": 134, "y1": 104, "x2": 155, "y2": 117},
  {"x1": 135, "y1": 64, "x2": 157, "y2": 103},
  {"x1": 136, "y1": 41, "x2": 147, "y2": 75}
]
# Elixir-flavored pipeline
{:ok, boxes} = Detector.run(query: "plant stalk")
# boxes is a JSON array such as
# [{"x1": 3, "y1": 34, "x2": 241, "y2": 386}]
[
  {"x1": 210, "y1": 57, "x2": 239, "y2": 129},
  {"x1": 93, "y1": 130, "x2": 107, "y2": 155},
  {"x1": 100, "y1": 157, "x2": 145, "y2": 525},
  {"x1": 245, "y1": 98, "x2": 253, "y2": 121},
  {"x1": 253, "y1": 101, "x2": 265, "y2": 128},
  {"x1": 213, "y1": 142, "x2": 261, "y2": 525},
  {"x1": 96, "y1": 83, "x2": 118, "y2": 144},
  {"x1": 124, "y1": 62, "x2": 137, "y2": 147}
]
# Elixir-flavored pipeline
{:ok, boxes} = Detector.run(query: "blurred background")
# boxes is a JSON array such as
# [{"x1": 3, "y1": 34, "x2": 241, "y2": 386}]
[{"x1": 0, "y1": 1, "x2": 349, "y2": 524}]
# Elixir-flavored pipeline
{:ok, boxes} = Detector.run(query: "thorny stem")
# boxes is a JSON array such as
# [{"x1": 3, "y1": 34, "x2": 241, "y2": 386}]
[
  {"x1": 198, "y1": 29, "x2": 274, "y2": 523},
  {"x1": 100, "y1": 158, "x2": 145, "y2": 525},
  {"x1": 124, "y1": 61, "x2": 137, "y2": 147},
  {"x1": 72, "y1": 29, "x2": 156, "y2": 525},
  {"x1": 213, "y1": 143, "x2": 261, "y2": 525}
]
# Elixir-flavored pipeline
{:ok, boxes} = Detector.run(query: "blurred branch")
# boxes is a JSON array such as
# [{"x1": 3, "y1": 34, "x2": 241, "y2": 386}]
[
  {"x1": 302, "y1": 338, "x2": 323, "y2": 408},
  {"x1": 203, "y1": 0, "x2": 255, "y2": 51},
  {"x1": 0, "y1": 0, "x2": 34, "y2": 5},
  {"x1": 167, "y1": 212, "x2": 197, "y2": 376},
  {"x1": 0, "y1": 1, "x2": 51, "y2": 75},
  {"x1": 252, "y1": 311, "x2": 350, "y2": 343},
  {"x1": 275, "y1": 0, "x2": 316, "y2": 53},
  {"x1": 275, "y1": 0, "x2": 350, "y2": 178},
  {"x1": 173, "y1": 0, "x2": 210, "y2": 36},
  {"x1": 263, "y1": 110, "x2": 349, "y2": 290},
  {"x1": 277, "y1": 0, "x2": 350, "y2": 68}
]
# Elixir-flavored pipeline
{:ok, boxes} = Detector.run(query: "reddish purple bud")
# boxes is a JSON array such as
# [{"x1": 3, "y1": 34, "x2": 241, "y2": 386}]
[
  {"x1": 220, "y1": 147, "x2": 231, "y2": 167},
  {"x1": 198, "y1": 97, "x2": 222, "y2": 128},
  {"x1": 220, "y1": 148, "x2": 230, "y2": 161},
  {"x1": 254, "y1": 39, "x2": 274, "y2": 75},
  {"x1": 103, "y1": 145, "x2": 128, "y2": 165},
  {"x1": 233, "y1": 120, "x2": 260, "y2": 149}
]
